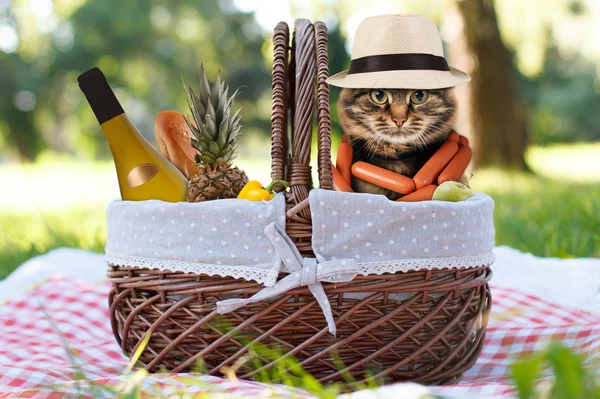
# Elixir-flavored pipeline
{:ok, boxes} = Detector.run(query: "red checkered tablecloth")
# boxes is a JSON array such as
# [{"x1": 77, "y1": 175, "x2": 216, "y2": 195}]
[{"x1": 0, "y1": 277, "x2": 598, "y2": 398}]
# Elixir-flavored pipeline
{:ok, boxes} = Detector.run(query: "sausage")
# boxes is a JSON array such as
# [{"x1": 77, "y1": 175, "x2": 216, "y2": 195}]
[
  {"x1": 331, "y1": 164, "x2": 354, "y2": 192},
  {"x1": 413, "y1": 140, "x2": 459, "y2": 189},
  {"x1": 342, "y1": 134, "x2": 349, "y2": 143},
  {"x1": 459, "y1": 135, "x2": 469, "y2": 147},
  {"x1": 396, "y1": 185, "x2": 438, "y2": 202},
  {"x1": 448, "y1": 130, "x2": 460, "y2": 143},
  {"x1": 438, "y1": 145, "x2": 472, "y2": 184},
  {"x1": 336, "y1": 142, "x2": 353, "y2": 184},
  {"x1": 351, "y1": 161, "x2": 416, "y2": 195}
]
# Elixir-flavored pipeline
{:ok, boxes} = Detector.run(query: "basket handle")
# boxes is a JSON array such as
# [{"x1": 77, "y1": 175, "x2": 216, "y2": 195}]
[
  {"x1": 314, "y1": 21, "x2": 332, "y2": 190},
  {"x1": 270, "y1": 20, "x2": 332, "y2": 192},
  {"x1": 270, "y1": 22, "x2": 289, "y2": 187}
]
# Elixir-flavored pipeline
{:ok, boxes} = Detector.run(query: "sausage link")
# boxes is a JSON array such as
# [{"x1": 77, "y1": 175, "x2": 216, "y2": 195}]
[
  {"x1": 438, "y1": 145, "x2": 472, "y2": 184},
  {"x1": 448, "y1": 130, "x2": 460, "y2": 143},
  {"x1": 413, "y1": 140, "x2": 459, "y2": 189},
  {"x1": 396, "y1": 185, "x2": 438, "y2": 202},
  {"x1": 331, "y1": 164, "x2": 354, "y2": 192},
  {"x1": 336, "y1": 142, "x2": 353, "y2": 184},
  {"x1": 351, "y1": 161, "x2": 415, "y2": 195}
]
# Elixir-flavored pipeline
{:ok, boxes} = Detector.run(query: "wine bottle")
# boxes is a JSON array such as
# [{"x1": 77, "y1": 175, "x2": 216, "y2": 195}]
[{"x1": 78, "y1": 67, "x2": 188, "y2": 202}]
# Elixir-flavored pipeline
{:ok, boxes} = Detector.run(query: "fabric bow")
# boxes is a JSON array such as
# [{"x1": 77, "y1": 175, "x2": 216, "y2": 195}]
[{"x1": 216, "y1": 222, "x2": 359, "y2": 335}]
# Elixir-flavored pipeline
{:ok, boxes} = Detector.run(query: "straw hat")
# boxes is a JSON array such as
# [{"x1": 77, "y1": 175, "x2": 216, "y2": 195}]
[{"x1": 327, "y1": 14, "x2": 470, "y2": 89}]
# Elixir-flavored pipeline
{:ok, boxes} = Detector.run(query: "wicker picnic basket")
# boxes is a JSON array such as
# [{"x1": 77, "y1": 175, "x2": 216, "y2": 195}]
[{"x1": 107, "y1": 20, "x2": 492, "y2": 385}]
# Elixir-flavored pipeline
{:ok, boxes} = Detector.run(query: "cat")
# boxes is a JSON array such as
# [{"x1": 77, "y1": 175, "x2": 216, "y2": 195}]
[{"x1": 338, "y1": 87, "x2": 463, "y2": 200}]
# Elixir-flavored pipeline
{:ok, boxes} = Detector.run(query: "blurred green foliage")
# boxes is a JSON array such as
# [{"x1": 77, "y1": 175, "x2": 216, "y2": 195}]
[
  {"x1": 521, "y1": 47, "x2": 600, "y2": 145},
  {"x1": 1, "y1": 0, "x2": 599, "y2": 163},
  {"x1": 0, "y1": 0, "x2": 269, "y2": 160},
  {"x1": 0, "y1": 0, "x2": 348, "y2": 162},
  {"x1": 0, "y1": 206, "x2": 106, "y2": 279},
  {"x1": 511, "y1": 342, "x2": 600, "y2": 399}
]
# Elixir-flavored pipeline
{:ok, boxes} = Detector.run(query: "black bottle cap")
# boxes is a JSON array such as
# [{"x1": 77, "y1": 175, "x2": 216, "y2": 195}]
[{"x1": 78, "y1": 67, "x2": 125, "y2": 125}]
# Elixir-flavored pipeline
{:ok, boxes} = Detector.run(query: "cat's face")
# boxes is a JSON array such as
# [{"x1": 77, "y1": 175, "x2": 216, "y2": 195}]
[{"x1": 338, "y1": 88, "x2": 457, "y2": 158}]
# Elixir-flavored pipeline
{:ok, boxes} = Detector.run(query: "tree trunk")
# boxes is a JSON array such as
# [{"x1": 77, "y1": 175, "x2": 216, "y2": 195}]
[
  {"x1": 455, "y1": 0, "x2": 527, "y2": 169},
  {"x1": 8, "y1": 111, "x2": 38, "y2": 162}
]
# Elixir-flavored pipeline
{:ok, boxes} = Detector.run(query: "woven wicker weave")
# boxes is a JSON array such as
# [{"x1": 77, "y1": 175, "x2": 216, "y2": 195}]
[{"x1": 108, "y1": 19, "x2": 491, "y2": 385}]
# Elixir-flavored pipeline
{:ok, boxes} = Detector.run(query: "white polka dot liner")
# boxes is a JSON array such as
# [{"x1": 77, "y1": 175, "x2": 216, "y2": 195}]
[
  {"x1": 105, "y1": 193, "x2": 287, "y2": 286},
  {"x1": 106, "y1": 189, "x2": 494, "y2": 288},
  {"x1": 309, "y1": 189, "x2": 495, "y2": 274}
]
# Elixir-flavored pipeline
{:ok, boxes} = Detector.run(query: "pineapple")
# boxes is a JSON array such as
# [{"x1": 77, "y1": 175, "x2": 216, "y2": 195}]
[{"x1": 185, "y1": 65, "x2": 248, "y2": 202}]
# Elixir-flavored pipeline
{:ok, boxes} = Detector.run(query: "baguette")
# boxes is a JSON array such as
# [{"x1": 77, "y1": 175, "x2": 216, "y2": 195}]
[{"x1": 155, "y1": 111, "x2": 199, "y2": 179}]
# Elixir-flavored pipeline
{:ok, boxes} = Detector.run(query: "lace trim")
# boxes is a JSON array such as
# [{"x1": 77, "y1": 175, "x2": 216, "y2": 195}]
[
  {"x1": 107, "y1": 251, "x2": 494, "y2": 286},
  {"x1": 356, "y1": 252, "x2": 495, "y2": 276},
  {"x1": 105, "y1": 251, "x2": 279, "y2": 286}
]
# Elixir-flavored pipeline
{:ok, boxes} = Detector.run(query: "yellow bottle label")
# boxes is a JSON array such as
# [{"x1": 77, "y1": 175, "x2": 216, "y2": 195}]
[{"x1": 101, "y1": 114, "x2": 188, "y2": 202}]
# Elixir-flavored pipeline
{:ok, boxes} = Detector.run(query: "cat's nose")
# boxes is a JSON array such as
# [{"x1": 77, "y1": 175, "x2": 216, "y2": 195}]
[{"x1": 392, "y1": 115, "x2": 407, "y2": 127}]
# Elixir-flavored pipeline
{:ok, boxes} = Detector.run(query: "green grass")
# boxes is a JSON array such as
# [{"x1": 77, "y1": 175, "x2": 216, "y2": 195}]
[
  {"x1": 0, "y1": 143, "x2": 599, "y2": 279},
  {"x1": 471, "y1": 168, "x2": 600, "y2": 258},
  {"x1": 0, "y1": 206, "x2": 106, "y2": 279}
]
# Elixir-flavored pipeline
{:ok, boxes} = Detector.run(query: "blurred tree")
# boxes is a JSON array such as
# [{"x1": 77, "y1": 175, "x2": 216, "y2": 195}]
[
  {"x1": 0, "y1": 0, "x2": 271, "y2": 161},
  {"x1": 2, "y1": 0, "x2": 599, "y2": 165},
  {"x1": 522, "y1": 45, "x2": 600, "y2": 145},
  {"x1": 456, "y1": 0, "x2": 527, "y2": 169},
  {"x1": 0, "y1": 50, "x2": 45, "y2": 160}
]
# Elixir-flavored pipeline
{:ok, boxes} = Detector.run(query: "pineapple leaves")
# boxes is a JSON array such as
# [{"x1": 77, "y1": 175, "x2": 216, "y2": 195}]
[
  {"x1": 205, "y1": 114, "x2": 217, "y2": 140},
  {"x1": 196, "y1": 140, "x2": 209, "y2": 153},
  {"x1": 184, "y1": 86, "x2": 204, "y2": 135},
  {"x1": 229, "y1": 106, "x2": 242, "y2": 128},
  {"x1": 199, "y1": 64, "x2": 211, "y2": 107},
  {"x1": 215, "y1": 86, "x2": 228, "y2": 131},
  {"x1": 201, "y1": 154, "x2": 216, "y2": 164},
  {"x1": 183, "y1": 65, "x2": 243, "y2": 167},
  {"x1": 209, "y1": 142, "x2": 221, "y2": 156},
  {"x1": 217, "y1": 123, "x2": 228, "y2": 147},
  {"x1": 210, "y1": 72, "x2": 222, "y2": 107}
]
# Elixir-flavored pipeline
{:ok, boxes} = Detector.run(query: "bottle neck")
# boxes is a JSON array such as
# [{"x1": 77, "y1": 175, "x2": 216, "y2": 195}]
[
  {"x1": 78, "y1": 68, "x2": 125, "y2": 125},
  {"x1": 101, "y1": 113, "x2": 133, "y2": 139},
  {"x1": 100, "y1": 113, "x2": 145, "y2": 155}
]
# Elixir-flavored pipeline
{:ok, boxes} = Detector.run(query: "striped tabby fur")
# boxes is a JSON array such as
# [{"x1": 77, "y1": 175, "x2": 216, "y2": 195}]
[{"x1": 338, "y1": 88, "x2": 458, "y2": 200}]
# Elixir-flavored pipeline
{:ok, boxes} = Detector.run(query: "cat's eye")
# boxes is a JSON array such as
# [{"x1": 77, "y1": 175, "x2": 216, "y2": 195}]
[
  {"x1": 369, "y1": 90, "x2": 388, "y2": 104},
  {"x1": 410, "y1": 90, "x2": 429, "y2": 104}
]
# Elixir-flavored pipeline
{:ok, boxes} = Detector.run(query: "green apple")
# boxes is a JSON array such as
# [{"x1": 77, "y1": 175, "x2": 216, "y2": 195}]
[{"x1": 433, "y1": 181, "x2": 474, "y2": 202}]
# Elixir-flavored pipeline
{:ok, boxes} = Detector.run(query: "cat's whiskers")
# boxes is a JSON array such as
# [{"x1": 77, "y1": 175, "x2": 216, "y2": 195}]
[
  {"x1": 368, "y1": 130, "x2": 385, "y2": 160},
  {"x1": 361, "y1": 128, "x2": 383, "y2": 160},
  {"x1": 414, "y1": 132, "x2": 430, "y2": 152},
  {"x1": 341, "y1": 124, "x2": 370, "y2": 145},
  {"x1": 417, "y1": 128, "x2": 441, "y2": 149},
  {"x1": 351, "y1": 130, "x2": 376, "y2": 159}
]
